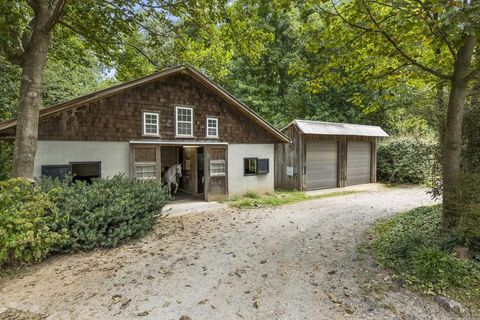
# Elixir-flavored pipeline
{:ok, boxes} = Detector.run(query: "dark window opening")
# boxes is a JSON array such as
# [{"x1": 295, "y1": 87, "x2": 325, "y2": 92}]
[
  {"x1": 71, "y1": 162, "x2": 101, "y2": 184},
  {"x1": 244, "y1": 158, "x2": 257, "y2": 176},
  {"x1": 41, "y1": 165, "x2": 72, "y2": 180},
  {"x1": 257, "y1": 159, "x2": 269, "y2": 174}
]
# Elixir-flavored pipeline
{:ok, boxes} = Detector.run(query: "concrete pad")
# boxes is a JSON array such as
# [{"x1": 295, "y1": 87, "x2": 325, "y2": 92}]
[
  {"x1": 304, "y1": 182, "x2": 385, "y2": 197},
  {"x1": 161, "y1": 199, "x2": 227, "y2": 217}
]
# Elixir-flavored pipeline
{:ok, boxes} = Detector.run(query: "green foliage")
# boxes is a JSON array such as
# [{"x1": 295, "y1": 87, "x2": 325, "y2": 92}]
[
  {"x1": 377, "y1": 137, "x2": 437, "y2": 184},
  {"x1": 372, "y1": 206, "x2": 442, "y2": 269},
  {"x1": 371, "y1": 205, "x2": 480, "y2": 307},
  {"x1": 0, "y1": 142, "x2": 13, "y2": 181},
  {"x1": 227, "y1": 189, "x2": 357, "y2": 209},
  {"x1": 463, "y1": 102, "x2": 480, "y2": 173},
  {"x1": 0, "y1": 178, "x2": 67, "y2": 269},
  {"x1": 44, "y1": 175, "x2": 169, "y2": 251},
  {"x1": 454, "y1": 173, "x2": 480, "y2": 251}
]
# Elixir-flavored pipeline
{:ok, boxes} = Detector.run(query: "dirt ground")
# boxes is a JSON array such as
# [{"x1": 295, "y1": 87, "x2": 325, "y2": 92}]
[{"x1": 0, "y1": 186, "x2": 459, "y2": 320}]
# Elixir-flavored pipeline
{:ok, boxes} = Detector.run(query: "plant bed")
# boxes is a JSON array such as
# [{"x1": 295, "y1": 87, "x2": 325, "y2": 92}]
[
  {"x1": 369, "y1": 205, "x2": 480, "y2": 314},
  {"x1": 226, "y1": 189, "x2": 358, "y2": 209}
]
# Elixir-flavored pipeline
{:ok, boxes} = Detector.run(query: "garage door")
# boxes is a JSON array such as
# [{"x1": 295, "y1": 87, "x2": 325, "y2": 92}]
[
  {"x1": 305, "y1": 140, "x2": 337, "y2": 190},
  {"x1": 347, "y1": 141, "x2": 371, "y2": 186}
]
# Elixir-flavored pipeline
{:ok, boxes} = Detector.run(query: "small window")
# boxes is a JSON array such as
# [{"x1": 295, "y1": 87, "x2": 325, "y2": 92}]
[
  {"x1": 206, "y1": 117, "x2": 218, "y2": 138},
  {"x1": 244, "y1": 158, "x2": 257, "y2": 176},
  {"x1": 143, "y1": 112, "x2": 159, "y2": 136},
  {"x1": 135, "y1": 164, "x2": 156, "y2": 180},
  {"x1": 210, "y1": 160, "x2": 225, "y2": 176},
  {"x1": 257, "y1": 159, "x2": 269, "y2": 174},
  {"x1": 175, "y1": 106, "x2": 193, "y2": 137},
  {"x1": 41, "y1": 165, "x2": 72, "y2": 179},
  {"x1": 71, "y1": 162, "x2": 101, "y2": 183}
]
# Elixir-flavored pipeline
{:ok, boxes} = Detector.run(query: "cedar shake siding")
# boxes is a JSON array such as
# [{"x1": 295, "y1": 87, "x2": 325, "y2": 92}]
[{"x1": 6, "y1": 74, "x2": 278, "y2": 144}]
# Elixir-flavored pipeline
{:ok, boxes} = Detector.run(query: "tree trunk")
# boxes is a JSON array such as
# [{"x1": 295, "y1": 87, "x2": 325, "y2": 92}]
[
  {"x1": 11, "y1": 16, "x2": 52, "y2": 178},
  {"x1": 442, "y1": 35, "x2": 476, "y2": 230}
]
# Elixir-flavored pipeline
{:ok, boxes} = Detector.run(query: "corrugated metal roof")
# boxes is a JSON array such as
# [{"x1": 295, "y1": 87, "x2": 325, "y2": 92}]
[{"x1": 285, "y1": 120, "x2": 389, "y2": 137}]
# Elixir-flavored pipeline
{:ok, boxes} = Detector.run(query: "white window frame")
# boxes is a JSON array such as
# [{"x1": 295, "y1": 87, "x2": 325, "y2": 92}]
[
  {"x1": 206, "y1": 117, "x2": 219, "y2": 138},
  {"x1": 175, "y1": 106, "x2": 194, "y2": 137},
  {"x1": 210, "y1": 160, "x2": 226, "y2": 177},
  {"x1": 135, "y1": 163, "x2": 157, "y2": 180},
  {"x1": 143, "y1": 112, "x2": 160, "y2": 136}
]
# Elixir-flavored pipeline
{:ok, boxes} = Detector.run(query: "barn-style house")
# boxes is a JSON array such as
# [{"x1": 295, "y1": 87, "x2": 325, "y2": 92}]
[{"x1": 0, "y1": 66, "x2": 289, "y2": 201}]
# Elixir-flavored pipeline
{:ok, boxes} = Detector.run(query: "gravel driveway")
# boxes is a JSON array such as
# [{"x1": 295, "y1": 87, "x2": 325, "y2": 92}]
[{"x1": 0, "y1": 186, "x2": 455, "y2": 320}]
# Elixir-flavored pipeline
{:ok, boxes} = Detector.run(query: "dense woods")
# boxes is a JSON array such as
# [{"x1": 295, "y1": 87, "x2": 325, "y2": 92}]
[{"x1": 0, "y1": 0, "x2": 479, "y2": 232}]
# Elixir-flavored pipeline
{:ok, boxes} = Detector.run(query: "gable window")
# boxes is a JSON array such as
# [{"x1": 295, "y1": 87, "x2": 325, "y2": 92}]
[
  {"x1": 143, "y1": 112, "x2": 159, "y2": 136},
  {"x1": 175, "y1": 106, "x2": 193, "y2": 137},
  {"x1": 206, "y1": 117, "x2": 218, "y2": 138}
]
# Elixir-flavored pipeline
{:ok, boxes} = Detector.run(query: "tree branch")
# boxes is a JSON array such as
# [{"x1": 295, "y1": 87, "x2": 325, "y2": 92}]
[
  {"x1": 360, "y1": 0, "x2": 452, "y2": 80},
  {"x1": 44, "y1": 0, "x2": 66, "y2": 32},
  {"x1": 465, "y1": 65, "x2": 480, "y2": 82},
  {"x1": 58, "y1": 19, "x2": 160, "y2": 69}
]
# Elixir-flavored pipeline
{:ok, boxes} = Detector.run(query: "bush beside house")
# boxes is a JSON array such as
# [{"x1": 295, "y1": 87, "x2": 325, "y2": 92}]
[
  {"x1": 0, "y1": 176, "x2": 169, "y2": 270},
  {"x1": 377, "y1": 137, "x2": 437, "y2": 184}
]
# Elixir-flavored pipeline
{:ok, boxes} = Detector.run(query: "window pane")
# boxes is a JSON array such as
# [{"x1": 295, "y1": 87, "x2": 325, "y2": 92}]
[
  {"x1": 144, "y1": 113, "x2": 158, "y2": 135},
  {"x1": 177, "y1": 121, "x2": 192, "y2": 135},
  {"x1": 136, "y1": 165, "x2": 156, "y2": 179},
  {"x1": 210, "y1": 160, "x2": 225, "y2": 176},
  {"x1": 207, "y1": 118, "x2": 218, "y2": 137},
  {"x1": 244, "y1": 158, "x2": 257, "y2": 175}
]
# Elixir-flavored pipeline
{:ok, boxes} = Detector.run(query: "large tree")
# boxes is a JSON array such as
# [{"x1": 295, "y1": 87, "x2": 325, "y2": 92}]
[
  {"x1": 305, "y1": 0, "x2": 479, "y2": 230},
  {"x1": 0, "y1": 0, "x2": 218, "y2": 178}
]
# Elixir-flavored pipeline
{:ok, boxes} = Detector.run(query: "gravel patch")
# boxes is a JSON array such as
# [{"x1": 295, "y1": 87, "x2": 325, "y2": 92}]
[{"x1": 0, "y1": 186, "x2": 458, "y2": 319}]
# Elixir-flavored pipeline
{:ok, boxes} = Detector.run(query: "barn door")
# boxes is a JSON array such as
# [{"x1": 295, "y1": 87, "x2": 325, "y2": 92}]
[
  {"x1": 205, "y1": 146, "x2": 227, "y2": 201},
  {"x1": 305, "y1": 140, "x2": 338, "y2": 190},
  {"x1": 346, "y1": 141, "x2": 371, "y2": 186}
]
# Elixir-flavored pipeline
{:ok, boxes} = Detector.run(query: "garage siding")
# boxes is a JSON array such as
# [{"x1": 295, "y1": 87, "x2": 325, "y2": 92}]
[
  {"x1": 305, "y1": 140, "x2": 338, "y2": 190},
  {"x1": 347, "y1": 141, "x2": 371, "y2": 186}
]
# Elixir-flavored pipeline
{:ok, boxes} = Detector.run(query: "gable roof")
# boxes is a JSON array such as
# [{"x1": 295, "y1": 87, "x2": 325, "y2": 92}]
[
  {"x1": 0, "y1": 66, "x2": 289, "y2": 143},
  {"x1": 283, "y1": 119, "x2": 389, "y2": 137}
]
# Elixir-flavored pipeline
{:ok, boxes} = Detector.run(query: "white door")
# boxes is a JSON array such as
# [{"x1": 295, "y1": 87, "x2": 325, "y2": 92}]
[
  {"x1": 305, "y1": 140, "x2": 337, "y2": 190},
  {"x1": 347, "y1": 141, "x2": 371, "y2": 186}
]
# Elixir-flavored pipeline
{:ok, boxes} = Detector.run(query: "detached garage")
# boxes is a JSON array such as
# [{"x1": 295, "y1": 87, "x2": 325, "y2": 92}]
[{"x1": 275, "y1": 120, "x2": 388, "y2": 191}]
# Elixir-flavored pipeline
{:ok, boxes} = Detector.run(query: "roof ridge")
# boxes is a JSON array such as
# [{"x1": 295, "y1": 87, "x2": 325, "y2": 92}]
[{"x1": 295, "y1": 119, "x2": 382, "y2": 128}]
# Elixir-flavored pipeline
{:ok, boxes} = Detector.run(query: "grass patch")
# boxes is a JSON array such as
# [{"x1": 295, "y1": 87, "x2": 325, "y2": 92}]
[
  {"x1": 226, "y1": 189, "x2": 358, "y2": 209},
  {"x1": 370, "y1": 205, "x2": 480, "y2": 311}
]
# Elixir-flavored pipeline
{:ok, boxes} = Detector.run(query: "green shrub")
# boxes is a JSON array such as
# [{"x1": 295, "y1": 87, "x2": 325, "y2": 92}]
[
  {"x1": 371, "y1": 205, "x2": 480, "y2": 308},
  {"x1": 372, "y1": 206, "x2": 442, "y2": 270},
  {"x1": 411, "y1": 246, "x2": 479, "y2": 291},
  {"x1": 453, "y1": 173, "x2": 480, "y2": 256},
  {"x1": 0, "y1": 178, "x2": 67, "y2": 269},
  {"x1": 377, "y1": 137, "x2": 437, "y2": 184},
  {"x1": 47, "y1": 175, "x2": 169, "y2": 251}
]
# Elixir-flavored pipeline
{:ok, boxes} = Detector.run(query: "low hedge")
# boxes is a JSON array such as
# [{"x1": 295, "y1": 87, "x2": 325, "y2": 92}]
[
  {"x1": 377, "y1": 137, "x2": 437, "y2": 184},
  {"x1": 41, "y1": 175, "x2": 170, "y2": 251},
  {"x1": 0, "y1": 175, "x2": 169, "y2": 269}
]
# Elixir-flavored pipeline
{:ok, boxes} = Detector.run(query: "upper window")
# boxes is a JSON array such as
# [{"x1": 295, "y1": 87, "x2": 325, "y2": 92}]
[
  {"x1": 143, "y1": 112, "x2": 159, "y2": 136},
  {"x1": 175, "y1": 106, "x2": 193, "y2": 137},
  {"x1": 206, "y1": 117, "x2": 218, "y2": 138}
]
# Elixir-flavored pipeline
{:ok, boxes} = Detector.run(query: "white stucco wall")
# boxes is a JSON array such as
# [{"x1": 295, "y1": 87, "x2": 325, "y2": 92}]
[
  {"x1": 34, "y1": 141, "x2": 130, "y2": 178},
  {"x1": 227, "y1": 144, "x2": 274, "y2": 198}
]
